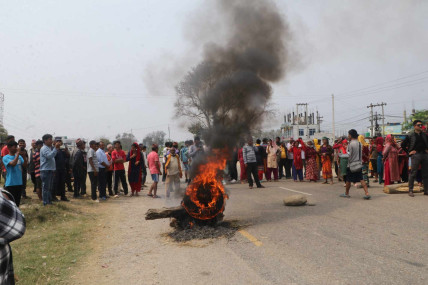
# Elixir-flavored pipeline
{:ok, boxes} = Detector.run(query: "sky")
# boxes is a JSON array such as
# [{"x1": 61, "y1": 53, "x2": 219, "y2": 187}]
[{"x1": 1, "y1": 0, "x2": 427, "y2": 143}]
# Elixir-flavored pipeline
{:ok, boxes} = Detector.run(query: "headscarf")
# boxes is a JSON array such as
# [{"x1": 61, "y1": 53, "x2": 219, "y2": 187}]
[
  {"x1": 385, "y1": 134, "x2": 398, "y2": 149},
  {"x1": 340, "y1": 139, "x2": 348, "y2": 154},
  {"x1": 132, "y1": 142, "x2": 142, "y2": 161},
  {"x1": 358, "y1": 135, "x2": 368, "y2": 147},
  {"x1": 313, "y1": 139, "x2": 321, "y2": 151},
  {"x1": 375, "y1": 137, "x2": 384, "y2": 153}
]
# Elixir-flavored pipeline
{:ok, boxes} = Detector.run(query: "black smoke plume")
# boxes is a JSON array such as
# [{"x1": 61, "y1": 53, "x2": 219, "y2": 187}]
[{"x1": 175, "y1": 0, "x2": 293, "y2": 184}]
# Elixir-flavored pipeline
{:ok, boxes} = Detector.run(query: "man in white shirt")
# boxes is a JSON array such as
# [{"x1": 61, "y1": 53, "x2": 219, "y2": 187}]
[
  {"x1": 87, "y1": 141, "x2": 100, "y2": 202},
  {"x1": 96, "y1": 141, "x2": 110, "y2": 201}
]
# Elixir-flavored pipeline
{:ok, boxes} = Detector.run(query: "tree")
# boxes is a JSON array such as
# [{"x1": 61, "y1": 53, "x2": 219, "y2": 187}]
[
  {"x1": 142, "y1": 131, "x2": 166, "y2": 147},
  {"x1": 98, "y1": 136, "x2": 112, "y2": 146},
  {"x1": 175, "y1": 61, "x2": 274, "y2": 144},
  {"x1": 115, "y1": 132, "x2": 136, "y2": 151},
  {"x1": 403, "y1": 109, "x2": 428, "y2": 131},
  {"x1": 0, "y1": 124, "x2": 8, "y2": 142}
]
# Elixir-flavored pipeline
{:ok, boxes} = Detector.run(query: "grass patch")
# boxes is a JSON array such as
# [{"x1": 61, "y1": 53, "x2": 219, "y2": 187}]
[{"x1": 12, "y1": 197, "x2": 97, "y2": 284}]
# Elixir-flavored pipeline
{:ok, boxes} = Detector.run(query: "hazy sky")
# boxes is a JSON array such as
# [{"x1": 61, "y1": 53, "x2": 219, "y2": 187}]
[{"x1": 1, "y1": 0, "x2": 427, "y2": 143}]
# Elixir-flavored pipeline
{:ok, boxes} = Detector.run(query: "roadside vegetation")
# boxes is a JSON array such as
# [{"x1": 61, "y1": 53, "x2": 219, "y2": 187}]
[{"x1": 11, "y1": 191, "x2": 97, "y2": 284}]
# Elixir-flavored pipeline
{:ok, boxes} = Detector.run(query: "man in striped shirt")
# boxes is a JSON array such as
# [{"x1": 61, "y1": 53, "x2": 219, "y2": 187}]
[{"x1": 32, "y1": 140, "x2": 43, "y2": 201}]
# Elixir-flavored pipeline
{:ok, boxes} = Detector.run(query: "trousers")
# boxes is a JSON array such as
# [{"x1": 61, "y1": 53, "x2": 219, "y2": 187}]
[
  {"x1": 409, "y1": 152, "x2": 428, "y2": 194},
  {"x1": 246, "y1": 162, "x2": 262, "y2": 187}
]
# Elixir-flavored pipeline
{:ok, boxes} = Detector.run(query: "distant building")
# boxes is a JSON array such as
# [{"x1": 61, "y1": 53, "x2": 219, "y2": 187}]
[{"x1": 280, "y1": 104, "x2": 326, "y2": 140}]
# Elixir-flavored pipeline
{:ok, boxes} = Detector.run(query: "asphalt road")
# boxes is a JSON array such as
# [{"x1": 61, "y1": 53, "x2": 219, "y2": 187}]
[{"x1": 75, "y1": 178, "x2": 427, "y2": 285}]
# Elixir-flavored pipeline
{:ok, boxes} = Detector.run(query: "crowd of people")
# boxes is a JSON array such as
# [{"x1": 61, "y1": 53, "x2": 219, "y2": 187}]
[
  {"x1": 0, "y1": 120, "x2": 427, "y2": 209},
  {"x1": 228, "y1": 120, "x2": 428, "y2": 198},
  {"x1": 0, "y1": 121, "x2": 426, "y2": 283}
]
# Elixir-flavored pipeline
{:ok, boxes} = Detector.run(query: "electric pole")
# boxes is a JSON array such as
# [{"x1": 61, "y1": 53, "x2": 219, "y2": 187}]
[
  {"x1": 332, "y1": 94, "x2": 335, "y2": 140},
  {"x1": 367, "y1": 103, "x2": 374, "y2": 137},
  {"x1": 381, "y1": 103, "x2": 386, "y2": 136},
  {"x1": 367, "y1": 102, "x2": 386, "y2": 136}
]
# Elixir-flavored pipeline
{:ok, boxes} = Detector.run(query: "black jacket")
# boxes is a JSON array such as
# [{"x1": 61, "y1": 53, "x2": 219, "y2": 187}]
[{"x1": 401, "y1": 131, "x2": 428, "y2": 154}]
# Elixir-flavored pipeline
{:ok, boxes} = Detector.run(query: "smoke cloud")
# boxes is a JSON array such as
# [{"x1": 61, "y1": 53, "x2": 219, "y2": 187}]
[{"x1": 177, "y1": 0, "x2": 294, "y2": 151}]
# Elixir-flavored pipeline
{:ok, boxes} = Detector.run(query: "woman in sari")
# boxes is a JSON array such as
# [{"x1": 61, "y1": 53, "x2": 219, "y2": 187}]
[
  {"x1": 358, "y1": 135, "x2": 370, "y2": 187},
  {"x1": 382, "y1": 135, "x2": 400, "y2": 186},
  {"x1": 127, "y1": 142, "x2": 143, "y2": 196},
  {"x1": 301, "y1": 140, "x2": 318, "y2": 182},
  {"x1": 266, "y1": 139, "x2": 279, "y2": 181},
  {"x1": 319, "y1": 137, "x2": 334, "y2": 184}
]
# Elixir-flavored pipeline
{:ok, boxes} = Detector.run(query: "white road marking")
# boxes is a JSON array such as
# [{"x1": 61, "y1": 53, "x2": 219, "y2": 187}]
[{"x1": 279, "y1": 187, "x2": 313, "y2": 196}]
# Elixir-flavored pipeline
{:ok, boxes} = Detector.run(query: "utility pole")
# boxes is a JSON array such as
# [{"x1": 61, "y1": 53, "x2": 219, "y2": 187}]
[
  {"x1": 332, "y1": 94, "x2": 335, "y2": 140},
  {"x1": 381, "y1": 103, "x2": 386, "y2": 136},
  {"x1": 367, "y1": 102, "x2": 386, "y2": 136},
  {"x1": 367, "y1": 103, "x2": 374, "y2": 137},
  {"x1": 168, "y1": 124, "x2": 170, "y2": 141}
]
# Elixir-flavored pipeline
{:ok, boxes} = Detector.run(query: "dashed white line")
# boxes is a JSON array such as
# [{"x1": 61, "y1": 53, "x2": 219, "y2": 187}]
[{"x1": 279, "y1": 187, "x2": 313, "y2": 196}]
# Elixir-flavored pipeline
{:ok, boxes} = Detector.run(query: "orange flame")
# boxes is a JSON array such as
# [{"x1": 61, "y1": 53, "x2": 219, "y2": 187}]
[{"x1": 182, "y1": 150, "x2": 229, "y2": 220}]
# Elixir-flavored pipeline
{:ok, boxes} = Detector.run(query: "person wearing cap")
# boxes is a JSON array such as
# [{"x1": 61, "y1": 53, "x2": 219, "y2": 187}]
[
  {"x1": 40, "y1": 134, "x2": 61, "y2": 206},
  {"x1": 53, "y1": 137, "x2": 70, "y2": 202},
  {"x1": 2, "y1": 141, "x2": 28, "y2": 206},
  {"x1": 96, "y1": 141, "x2": 110, "y2": 200},
  {"x1": 87, "y1": 140, "x2": 100, "y2": 202},
  {"x1": 72, "y1": 139, "x2": 87, "y2": 198}
]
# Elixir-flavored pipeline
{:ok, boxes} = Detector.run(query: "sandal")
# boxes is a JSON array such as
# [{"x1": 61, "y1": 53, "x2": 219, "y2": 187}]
[
  {"x1": 147, "y1": 194, "x2": 153, "y2": 197},
  {"x1": 340, "y1": 193, "x2": 350, "y2": 198},
  {"x1": 322, "y1": 181, "x2": 328, "y2": 184},
  {"x1": 363, "y1": 195, "x2": 371, "y2": 200},
  {"x1": 152, "y1": 195, "x2": 160, "y2": 198}
]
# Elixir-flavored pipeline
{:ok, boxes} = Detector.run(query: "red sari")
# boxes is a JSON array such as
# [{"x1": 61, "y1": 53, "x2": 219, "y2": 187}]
[{"x1": 301, "y1": 142, "x2": 318, "y2": 181}]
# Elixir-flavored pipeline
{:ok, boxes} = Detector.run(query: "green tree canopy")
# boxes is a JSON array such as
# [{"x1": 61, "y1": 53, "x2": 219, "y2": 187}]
[
  {"x1": 403, "y1": 109, "x2": 428, "y2": 131},
  {"x1": 115, "y1": 133, "x2": 136, "y2": 151},
  {"x1": 0, "y1": 124, "x2": 8, "y2": 142},
  {"x1": 142, "y1": 131, "x2": 166, "y2": 147}
]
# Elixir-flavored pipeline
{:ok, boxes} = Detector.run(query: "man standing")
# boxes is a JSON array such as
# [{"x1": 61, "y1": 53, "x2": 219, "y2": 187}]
[
  {"x1": 72, "y1": 139, "x2": 87, "y2": 198},
  {"x1": 53, "y1": 138, "x2": 70, "y2": 202},
  {"x1": 147, "y1": 144, "x2": 161, "y2": 198},
  {"x1": 87, "y1": 141, "x2": 100, "y2": 202},
  {"x1": 165, "y1": 147, "x2": 182, "y2": 197},
  {"x1": 243, "y1": 138, "x2": 264, "y2": 189},
  {"x1": 40, "y1": 134, "x2": 61, "y2": 206},
  {"x1": 112, "y1": 141, "x2": 128, "y2": 197},
  {"x1": 401, "y1": 120, "x2": 428, "y2": 197},
  {"x1": 105, "y1": 144, "x2": 114, "y2": 196},
  {"x1": 28, "y1": 140, "x2": 37, "y2": 194},
  {"x1": 162, "y1": 142, "x2": 171, "y2": 183},
  {"x1": 278, "y1": 142, "x2": 287, "y2": 179},
  {"x1": 96, "y1": 141, "x2": 110, "y2": 201},
  {"x1": 340, "y1": 129, "x2": 371, "y2": 200},
  {"x1": 180, "y1": 141, "x2": 190, "y2": 183},
  {"x1": 2, "y1": 141, "x2": 28, "y2": 206},
  {"x1": 17, "y1": 139, "x2": 29, "y2": 199}
]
